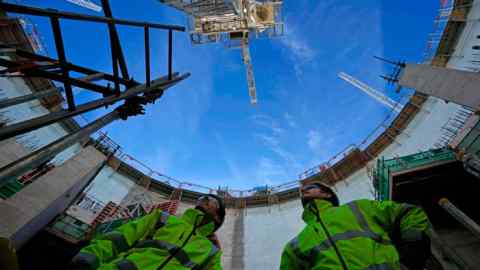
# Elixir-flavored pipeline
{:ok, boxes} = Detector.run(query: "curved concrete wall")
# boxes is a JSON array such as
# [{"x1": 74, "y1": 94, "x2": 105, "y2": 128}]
[
  {"x1": 221, "y1": 97, "x2": 464, "y2": 270},
  {"x1": 4, "y1": 2, "x2": 480, "y2": 268}
]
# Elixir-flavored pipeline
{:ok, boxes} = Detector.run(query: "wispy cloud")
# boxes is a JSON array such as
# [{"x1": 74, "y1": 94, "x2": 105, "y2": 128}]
[
  {"x1": 252, "y1": 114, "x2": 302, "y2": 177},
  {"x1": 255, "y1": 157, "x2": 287, "y2": 185},
  {"x1": 278, "y1": 18, "x2": 317, "y2": 79},
  {"x1": 306, "y1": 129, "x2": 337, "y2": 166},
  {"x1": 251, "y1": 114, "x2": 285, "y2": 136},
  {"x1": 307, "y1": 130, "x2": 323, "y2": 152},
  {"x1": 214, "y1": 132, "x2": 246, "y2": 183},
  {"x1": 284, "y1": 112, "x2": 297, "y2": 128}
]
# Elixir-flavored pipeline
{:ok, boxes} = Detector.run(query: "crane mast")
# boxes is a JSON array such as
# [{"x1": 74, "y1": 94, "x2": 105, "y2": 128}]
[
  {"x1": 159, "y1": 0, "x2": 284, "y2": 105},
  {"x1": 339, "y1": 72, "x2": 402, "y2": 113}
]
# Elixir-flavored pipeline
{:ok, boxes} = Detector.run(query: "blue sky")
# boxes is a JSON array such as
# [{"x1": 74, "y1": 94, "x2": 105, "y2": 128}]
[{"x1": 14, "y1": 0, "x2": 439, "y2": 189}]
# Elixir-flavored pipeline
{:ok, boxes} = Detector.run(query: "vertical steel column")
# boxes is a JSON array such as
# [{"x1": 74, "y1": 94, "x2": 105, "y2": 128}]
[
  {"x1": 50, "y1": 16, "x2": 75, "y2": 111},
  {"x1": 145, "y1": 26, "x2": 151, "y2": 87},
  {"x1": 439, "y1": 198, "x2": 480, "y2": 240},
  {"x1": 101, "y1": 0, "x2": 129, "y2": 80},
  {"x1": 0, "y1": 111, "x2": 120, "y2": 188},
  {"x1": 168, "y1": 29, "x2": 173, "y2": 80},
  {"x1": 110, "y1": 31, "x2": 120, "y2": 94}
]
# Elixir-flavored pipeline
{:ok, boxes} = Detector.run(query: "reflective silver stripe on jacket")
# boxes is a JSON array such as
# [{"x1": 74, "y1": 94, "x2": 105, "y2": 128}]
[
  {"x1": 147, "y1": 211, "x2": 171, "y2": 239},
  {"x1": 103, "y1": 231, "x2": 130, "y2": 253},
  {"x1": 363, "y1": 262, "x2": 392, "y2": 270},
  {"x1": 116, "y1": 259, "x2": 138, "y2": 270},
  {"x1": 290, "y1": 202, "x2": 392, "y2": 260},
  {"x1": 192, "y1": 244, "x2": 221, "y2": 270},
  {"x1": 347, "y1": 202, "x2": 391, "y2": 244},
  {"x1": 135, "y1": 239, "x2": 197, "y2": 268},
  {"x1": 71, "y1": 252, "x2": 99, "y2": 269},
  {"x1": 156, "y1": 212, "x2": 170, "y2": 229}
]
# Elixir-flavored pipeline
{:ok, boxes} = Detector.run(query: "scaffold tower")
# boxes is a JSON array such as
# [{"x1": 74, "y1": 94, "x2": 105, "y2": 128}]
[{"x1": 159, "y1": 0, "x2": 284, "y2": 104}]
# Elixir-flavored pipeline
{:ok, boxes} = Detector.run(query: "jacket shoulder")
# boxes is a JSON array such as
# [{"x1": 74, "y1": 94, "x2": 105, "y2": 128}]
[
  {"x1": 284, "y1": 225, "x2": 313, "y2": 250},
  {"x1": 345, "y1": 199, "x2": 377, "y2": 207}
]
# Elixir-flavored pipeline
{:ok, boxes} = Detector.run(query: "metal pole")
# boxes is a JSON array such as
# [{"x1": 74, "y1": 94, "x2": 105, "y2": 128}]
[
  {"x1": 0, "y1": 73, "x2": 188, "y2": 141},
  {"x1": 439, "y1": 198, "x2": 480, "y2": 240},
  {"x1": 0, "y1": 111, "x2": 119, "y2": 188},
  {"x1": 427, "y1": 228, "x2": 472, "y2": 270},
  {"x1": 109, "y1": 31, "x2": 120, "y2": 94},
  {"x1": 101, "y1": 0, "x2": 130, "y2": 80},
  {"x1": 168, "y1": 29, "x2": 173, "y2": 80},
  {"x1": 0, "y1": 2, "x2": 185, "y2": 31},
  {"x1": 145, "y1": 25, "x2": 150, "y2": 87},
  {"x1": 0, "y1": 58, "x2": 112, "y2": 95},
  {"x1": 14, "y1": 49, "x2": 134, "y2": 87},
  {"x1": 50, "y1": 16, "x2": 75, "y2": 111},
  {"x1": 0, "y1": 87, "x2": 59, "y2": 109}
]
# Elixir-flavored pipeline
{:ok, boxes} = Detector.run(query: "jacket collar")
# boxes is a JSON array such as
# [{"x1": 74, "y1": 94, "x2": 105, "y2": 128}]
[
  {"x1": 182, "y1": 208, "x2": 215, "y2": 236},
  {"x1": 302, "y1": 199, "x2": 334, "y2": 224}
]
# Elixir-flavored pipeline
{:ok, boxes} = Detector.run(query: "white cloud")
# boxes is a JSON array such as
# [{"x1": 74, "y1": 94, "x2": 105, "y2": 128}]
[
  {"x1": 307, "y1": 130, "x2": 322, "y2": 152},
  {"x1": 251, "y1": 114, "x2": 285, "y2": 136},
  {"x1": 284, "y1": 112, "x2": 297, "y2": 128},
  {"x1": 278, "y1": 18, "x2": 317, "y2": 78},
  {"x1": 214, "y1": 132, "x2": 247, "y2": 184},
  {"x1": 306, "y1": 130, "x2": 335, "y2": 165},
  {"x1": 255, "y1": 157, "x2": 286, "y2": 186}
]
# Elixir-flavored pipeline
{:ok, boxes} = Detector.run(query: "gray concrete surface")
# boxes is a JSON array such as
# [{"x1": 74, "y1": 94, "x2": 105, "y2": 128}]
[
  {"x1": 0, "y1": 146, "x2": 105, "y2": 248},
  {"x1": 0, "y1": 138, "x2": 29, "y2": 168},
  {"x1": 399, "y1": 64, "x2": 480, "y2": 108}
]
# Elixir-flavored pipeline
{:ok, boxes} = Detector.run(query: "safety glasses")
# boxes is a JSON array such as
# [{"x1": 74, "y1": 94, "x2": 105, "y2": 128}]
[
  {"x1": 301, "y1": 184, "x2": 329, "y2": 195},
  {"x1": 302, "y1": 184, "x2": 321, "y2": 192}
]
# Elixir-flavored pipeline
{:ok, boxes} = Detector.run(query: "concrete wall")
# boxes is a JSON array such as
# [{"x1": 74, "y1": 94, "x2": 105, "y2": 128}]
[
  {"x1": 84, "y1": 166, "x2": 135, "y2": 205},
  {"x1": 334, "y1": 97, "x2": 463, "y2": 203},
  {"x1": 0, "y1": 76, "x2": 81, "y2": 168},
  {"x1": 0, "y1": 146, "x2": 105, "y2": 248},
  {"x1": 215, "y1": 209, "x2": 243, "y2": 269},
  {"x1": 235, "y1": 97, "x2": 464, "y2": 269},
  {"x1": 118, "y1": 184, "x2": 170, "y2": 208},
  {"x1": 0, "y1": 2, "x2": 475, "y2": 268},
  {"x1": 445, "y1": 0, "x2": 480, "y2": 72},
  {"x1": 0, "y1": 137, "x2": 29, "y2": 168},
  {"x1": 243, "y1": 200, "x2": 304, "y2": 270}
]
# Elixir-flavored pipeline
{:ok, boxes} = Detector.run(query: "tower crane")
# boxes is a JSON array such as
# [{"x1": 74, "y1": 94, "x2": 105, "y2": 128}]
[{"x1": 339, "y1": 72, "x2": 402, "y2": 113}]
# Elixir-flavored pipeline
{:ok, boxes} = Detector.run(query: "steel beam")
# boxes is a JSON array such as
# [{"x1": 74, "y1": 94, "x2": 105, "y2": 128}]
[
  {"x1": 110, "y1": 31, "x2": 120, "y2": 94},
  {"x1": 50, "y1": 16, "x2": 75, "y2": 111},
  {"x1": 101, "y1": 0, "x2": 129, "y2": 81},
  {"x1": 14, "y1": 49, "x2": 136, "y2": 87},
  {"x1": 439, "y1": 198, "x2": 480, "y2": 240},
  {"x1": 0, "y1": 87, "x2": 59, "y2": 109},
  {"x1": 168, "y1": 29, "x2": 173, "y2": 80},
  {"x1": 78, "y1": 72, "x2": 105, "y2": 82},
  {"x1": 0, "y1": 58, "x2": 112, "y2": 95},
  {"x1": 0, "y1": 71, "x2": 187, "y2": 187},
  {"x1": 0, "y1": 111, "x2": 119, "y2": 188},
  {"x1": 0, "y1": 73, "x2": 188, "y2": 141},
  {"x1": 145, "y1": 26, "x2": 151, "y2": 87},
  {"x1": 0, "y1": 2, "x2": 185, "y2": 31},
  {"x1": 399, "y1": 64, "x2": 480, "y2": 108}
]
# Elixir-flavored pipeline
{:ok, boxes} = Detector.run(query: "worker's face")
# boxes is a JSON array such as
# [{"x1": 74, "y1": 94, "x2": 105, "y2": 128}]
[
  {"x1": 301, "y1": 185, "x2": 332, "y2": 201},
  {"x1": 196, "y1": 196, "x2": 220, "y2": 223}
]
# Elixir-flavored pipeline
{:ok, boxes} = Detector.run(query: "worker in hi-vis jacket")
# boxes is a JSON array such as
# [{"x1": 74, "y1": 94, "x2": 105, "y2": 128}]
[
  {"x1": 69, "y1": 194, "x2": 226, "y2": 270},
  {"x1": 280, "y1": 183, "x2": 432, "y2": 270}
]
